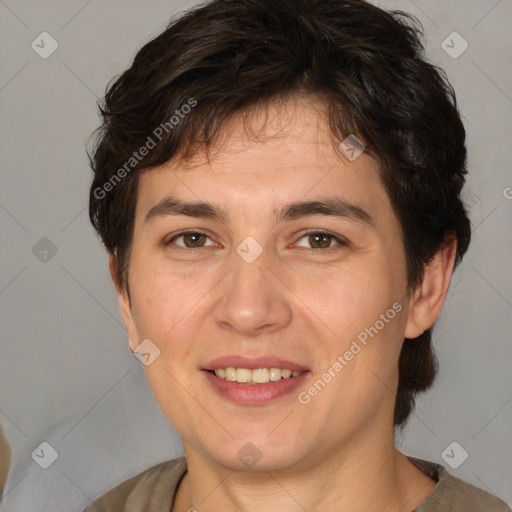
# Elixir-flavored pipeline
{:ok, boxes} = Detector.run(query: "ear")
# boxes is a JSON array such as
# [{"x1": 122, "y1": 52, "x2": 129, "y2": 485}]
[
  {"x1": 405, "y1": 236, "x2": 458, "y2": 339},
  {"x1": 109, "y1": 254, "x2": 140, "y2": 353}
]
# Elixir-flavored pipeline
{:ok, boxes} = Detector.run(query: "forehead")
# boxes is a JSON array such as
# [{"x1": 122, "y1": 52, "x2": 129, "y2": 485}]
[{"x1": 134, "y1": 96, "x2": 394, "y2": 227}]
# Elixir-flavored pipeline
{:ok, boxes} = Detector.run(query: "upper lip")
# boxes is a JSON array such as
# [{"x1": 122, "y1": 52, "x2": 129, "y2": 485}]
[{"x1": 203, "y1": 355, "x2": 309, "y2": 372}]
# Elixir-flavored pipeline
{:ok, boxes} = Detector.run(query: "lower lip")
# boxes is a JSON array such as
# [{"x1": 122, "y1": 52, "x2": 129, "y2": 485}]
[{"x1": 202, "y1": 370, "x2": 309, "y2": 404}]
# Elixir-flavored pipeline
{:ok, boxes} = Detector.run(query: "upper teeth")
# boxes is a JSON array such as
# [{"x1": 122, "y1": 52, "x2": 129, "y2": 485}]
[{"x1": 214, "y1": 367, "x2": 302, "y2": 384}]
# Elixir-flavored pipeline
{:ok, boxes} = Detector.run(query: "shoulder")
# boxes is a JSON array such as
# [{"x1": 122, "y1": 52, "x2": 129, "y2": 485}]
[
  {"x1": 408, "y1": 457, "x2": 511, "y2": 512},
  {"x1": 82, "y1": 457, "x2": 187, "y2": 512}
]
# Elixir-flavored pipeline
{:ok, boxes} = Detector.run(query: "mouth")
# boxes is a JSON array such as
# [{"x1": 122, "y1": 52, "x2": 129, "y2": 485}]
[
  {"x1": 206, "y1": 367, "x2": 304, "y2": 384},
  {"x1": 202, "y1": 356, "x2": 310, "y2": 404}
]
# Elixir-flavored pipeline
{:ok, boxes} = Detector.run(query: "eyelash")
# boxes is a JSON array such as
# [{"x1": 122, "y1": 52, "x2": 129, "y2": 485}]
[{"x1": 163, "y1": 229, "x2": 348, "y2": 253}]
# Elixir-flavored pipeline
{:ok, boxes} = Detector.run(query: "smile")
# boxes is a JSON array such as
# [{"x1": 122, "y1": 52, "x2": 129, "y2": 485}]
[{"x1": 212, "y1": 367, "x2": 303, "y2": 384}]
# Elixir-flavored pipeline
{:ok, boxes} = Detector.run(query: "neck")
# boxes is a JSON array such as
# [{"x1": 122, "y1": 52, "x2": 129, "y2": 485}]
[{"x1": 173, "y1": 422, "x2": 435, "y2": 512}]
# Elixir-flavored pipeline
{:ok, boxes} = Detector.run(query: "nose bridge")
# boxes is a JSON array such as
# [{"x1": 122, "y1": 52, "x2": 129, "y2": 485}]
[{"x1": 213, "y1": 239, "x2": 292, "y2": 335}]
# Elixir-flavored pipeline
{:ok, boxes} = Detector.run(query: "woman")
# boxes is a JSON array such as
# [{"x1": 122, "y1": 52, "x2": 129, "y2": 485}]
[{"x1": 84, "y1": 0, "x2": 511, "y2": 510}]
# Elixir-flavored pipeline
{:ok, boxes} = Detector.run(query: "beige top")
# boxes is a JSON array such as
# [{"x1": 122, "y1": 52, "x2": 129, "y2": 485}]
[{"x1": 83, "y1": 456, "x2": 511, "y2": 512}]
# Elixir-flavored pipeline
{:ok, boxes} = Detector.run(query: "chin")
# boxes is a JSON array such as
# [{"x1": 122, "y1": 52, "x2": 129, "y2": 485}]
[{"x1": 201, "y1": 436, "x2": 309, "y2": 473}]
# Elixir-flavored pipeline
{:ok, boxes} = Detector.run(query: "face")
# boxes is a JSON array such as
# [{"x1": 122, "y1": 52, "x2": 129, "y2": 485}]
[{"x1": 118, "y1": 95, "x2": 415, "y2": 472}]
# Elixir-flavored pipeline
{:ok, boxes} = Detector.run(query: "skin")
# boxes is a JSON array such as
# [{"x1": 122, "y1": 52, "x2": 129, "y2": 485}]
[{"x1": 112, "y1": 95, "x2": 457, "y2": 511}]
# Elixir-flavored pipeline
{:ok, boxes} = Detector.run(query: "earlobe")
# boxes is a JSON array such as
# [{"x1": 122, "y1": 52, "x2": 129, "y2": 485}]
[
  {"x1": 404, "y1": 237, "x2": 458, "y2": 339},
  {"x1": 109, "y1": 254, "x2": 140, "y2": 352}
]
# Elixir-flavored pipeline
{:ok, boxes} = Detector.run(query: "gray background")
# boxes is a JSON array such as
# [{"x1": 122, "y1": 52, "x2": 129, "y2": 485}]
[{"x1": 0, "y1": 0, "x2": 511, "y2": 510}]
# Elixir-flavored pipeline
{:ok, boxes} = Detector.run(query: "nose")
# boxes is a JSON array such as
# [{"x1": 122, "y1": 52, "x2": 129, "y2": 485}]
[{"x1": 213, "y1": 248, "x2": 293, "y2": 337}]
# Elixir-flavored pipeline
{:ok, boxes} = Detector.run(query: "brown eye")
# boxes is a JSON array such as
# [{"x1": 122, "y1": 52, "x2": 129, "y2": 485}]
[
  {"x1": 184, "y1": 233, "x2": 206, "y2": 247},
  {"x1": 309, "y1": 233, "x2": 332, "y2": 249},
  {"x1": 165, "y1": 231, "x2": 213, "y2": 248},
  {"x1": 295, "y1": 231, "x2": 348, "y2": 251}
]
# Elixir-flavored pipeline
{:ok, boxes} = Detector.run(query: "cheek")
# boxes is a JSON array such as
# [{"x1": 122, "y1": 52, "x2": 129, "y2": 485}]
[
  {"x1": 294, "y1": 260, "x2": 406, "y2": 390},
  {"x1": 291, "y1": 259, "x2": 398, "y2": 338},
  {"x1": 129, "y1": 266, "x2": 205, "y2": 422},
  {"x1": 130, "y1": 260, "x2": 204, "y2": 338}
]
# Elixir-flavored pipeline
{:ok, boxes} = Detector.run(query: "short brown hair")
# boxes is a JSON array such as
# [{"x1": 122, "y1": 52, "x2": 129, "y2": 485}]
[{"x1": 88, "y1": 0, "x2": 471, "y2": 426}]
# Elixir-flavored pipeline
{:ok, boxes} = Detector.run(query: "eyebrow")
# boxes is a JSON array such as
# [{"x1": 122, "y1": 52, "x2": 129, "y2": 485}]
[{"x1": 144, "y1": 195, "x2": 374, "y2": 227}]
